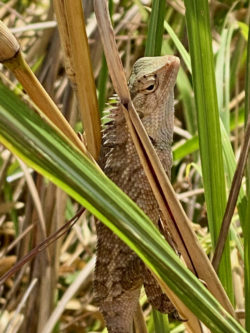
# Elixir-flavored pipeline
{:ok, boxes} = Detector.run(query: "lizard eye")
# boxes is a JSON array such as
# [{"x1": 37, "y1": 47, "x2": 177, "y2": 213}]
[
  {"x1": 143, "y1": 80, "x2": 157, "y2": 94},
  {"x1": 146, "y1": 84, "x2": 155, "y2": 91}
]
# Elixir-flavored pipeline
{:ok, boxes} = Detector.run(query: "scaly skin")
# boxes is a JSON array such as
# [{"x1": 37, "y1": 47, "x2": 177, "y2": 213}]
[{"x1": 94, "y1": 56, "x2": 180, "y2": 333}]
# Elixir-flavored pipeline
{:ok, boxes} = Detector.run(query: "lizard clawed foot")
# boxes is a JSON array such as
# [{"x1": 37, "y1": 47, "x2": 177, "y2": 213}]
[{"x1": 170, "y1": 310, "x2": 188, "y2": 322}]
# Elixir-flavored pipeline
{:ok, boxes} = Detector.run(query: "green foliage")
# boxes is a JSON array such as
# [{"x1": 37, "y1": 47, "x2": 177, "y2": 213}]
[
  {"x1": 0, "y1": 1, "x2": 249, "y2": 331},
  {"x1": 244, "y1": 20, "x2": 250, "y2": 332},
  {"x1": 183, "y1": 0, "x2": 233, "y2": 300},
  {"x1": 0, "y1": 82, "x2": 245, "y2": 333},
  {"x1": 145, "y1": 0, "x2": 166, "y2": 56}
]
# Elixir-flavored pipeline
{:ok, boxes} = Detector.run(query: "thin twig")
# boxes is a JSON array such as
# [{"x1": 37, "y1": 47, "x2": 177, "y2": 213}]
[{"x1": 212, "y1": 115, "x2": 250, "y2": 271}]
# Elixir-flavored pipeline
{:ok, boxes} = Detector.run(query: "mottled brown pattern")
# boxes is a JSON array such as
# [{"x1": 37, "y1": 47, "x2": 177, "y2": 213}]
[{"x1": 94, "y1": 56, "x2": 180, "y2": 333}]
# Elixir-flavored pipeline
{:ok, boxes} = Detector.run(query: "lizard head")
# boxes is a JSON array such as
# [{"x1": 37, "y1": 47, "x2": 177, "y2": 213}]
[
  {"x1": 128, "y1": 55, "x2": 180, "y2": 145},
  {"x1": 128, "y1": 55, "x2": 180, "y2": 108}
]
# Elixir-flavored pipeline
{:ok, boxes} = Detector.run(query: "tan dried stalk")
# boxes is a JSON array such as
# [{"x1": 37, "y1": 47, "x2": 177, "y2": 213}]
[
  {"x1": 53, "y1": 0, "x2": 101, "y2": 160},
  {"x1": 213, "y1": 115, "x2": 250, "y2": 271}
]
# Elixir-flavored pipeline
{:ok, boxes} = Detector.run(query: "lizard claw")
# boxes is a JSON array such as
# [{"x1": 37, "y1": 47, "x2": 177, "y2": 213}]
[{"x1": 170, "y1": 310, "x2": 188, "y2": 322}]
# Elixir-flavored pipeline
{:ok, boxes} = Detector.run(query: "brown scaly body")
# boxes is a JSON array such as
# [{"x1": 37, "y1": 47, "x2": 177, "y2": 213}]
[{"x1": 94, "y1": 56, "x2": 180, "y2": 333}]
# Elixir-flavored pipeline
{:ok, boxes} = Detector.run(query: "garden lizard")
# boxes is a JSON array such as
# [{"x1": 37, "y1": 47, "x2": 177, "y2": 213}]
[{"x1": 94, "y1": 55, "x2": 180, "y2": 333}]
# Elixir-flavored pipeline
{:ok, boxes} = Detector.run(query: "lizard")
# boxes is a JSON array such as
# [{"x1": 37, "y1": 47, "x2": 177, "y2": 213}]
[{"x1": 94, "y1": 55, "x2": 180, "y2": 333}]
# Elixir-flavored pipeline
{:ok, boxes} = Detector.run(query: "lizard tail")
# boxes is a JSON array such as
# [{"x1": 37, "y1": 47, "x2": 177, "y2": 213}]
[
  {"x1": 94, "y1": 221, "x2": 144, "y2": 332},
  {"x1": 99, "y1": 288, "x2": 141, "y2": 333}
]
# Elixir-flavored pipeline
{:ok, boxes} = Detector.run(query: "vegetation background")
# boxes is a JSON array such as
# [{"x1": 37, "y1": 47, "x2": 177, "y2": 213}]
[{"x1": 0, "y1": 0, "x2": 249, "y2": 332}]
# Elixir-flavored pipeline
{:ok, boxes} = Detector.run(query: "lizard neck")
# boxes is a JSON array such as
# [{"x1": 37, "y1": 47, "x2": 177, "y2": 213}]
[
  {"x1": 142, "y1": 89, "x2": 174, "y2": 146},
  {"x1": 139, "y1": 88, "x2": 174, "y2": 177}
]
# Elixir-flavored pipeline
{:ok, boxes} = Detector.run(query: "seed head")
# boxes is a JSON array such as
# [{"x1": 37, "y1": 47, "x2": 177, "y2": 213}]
[{"x1": 0, "y1": 21, "x2": 20, "y2": 63}]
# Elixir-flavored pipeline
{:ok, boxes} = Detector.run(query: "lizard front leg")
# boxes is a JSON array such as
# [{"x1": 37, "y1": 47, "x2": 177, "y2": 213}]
[
  {"x1": 143, "y1": 219, "x2": 182, "y2": 320},
  {"x1": 143, "y1": 268, "x2": 180, "y2": 319}
]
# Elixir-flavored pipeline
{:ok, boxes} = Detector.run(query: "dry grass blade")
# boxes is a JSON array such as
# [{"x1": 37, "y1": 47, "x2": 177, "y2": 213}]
[
  {"x1": 18, "y1": 158, "x2": 49, "y2": 258},
  {"x1": 153, "y1": 271, "x2": 204, "y2": 332},
  {"x1": 4, "y1": 278, "x2": 38, "y2": 333},
  {"x1": 1, "y1": 224, "x2": 34, "y2": 257},
  {"x1": 0, "y1": 208, "x2": 85, "y2": 285},
  {"x1": 0, "y1": 150, "x2": 11, "y2": 189},
  {"x1": 134, "y1": 303, "x2": 149, "y2": 333},
  {"x1": 53, "y1": 0, "x2": 101, "y2": 160},
  {"x1": 41, "y1": 256, "x2": 95, "y2": 333},
  {"x1": 212, "y1": 115, "x2": 250, "y2": 271},
  {"x1": 93, "y1": 3, "x2": 130, "y2": 100},
  {"x1": 94, "y1": 0, "x2": 235, "y2": 322},
  {"x1": 0, "y1": 20, "x2": 87, "y2": 157}
]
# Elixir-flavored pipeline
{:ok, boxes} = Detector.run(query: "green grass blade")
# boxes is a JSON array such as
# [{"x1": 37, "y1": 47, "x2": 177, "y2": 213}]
[
  {"x1": 177, "y1": 67, "x2": 196, "y2": 134},
  {"x1": 173, "y1": 136, "x2": 199, "y2": 161},
  {"x1": 223, "y1": 26, "x2": 235, "y2": 131},
  {"x1": 216, "y1": 27, "x2": 235, "y2": 133},
  {"x1": 183, "y1": 0, "x2": 233, "y2": 300},
  {"x1": 216, "y1": 29, "x2": 227, "y2": 114},
  {"x1": 97, "y1": 0, "x2": 113, "y2": 115},
  {"x1": 163, "y1": 20, "x2": 191, "y2": 73},
  {"x1": 244, "y1": 21, "x2": 250, "y2": 332},
  {"x1": 152, "y1": 310, "x2": 169, "y2": 333},
  {"x1": 0, "y1": 83, "x2": 245, "y2": 333},
  {"x1": 145, "y1": 0, "x2": 166, "y2": 56},
  {"x1": 165, "y1": 18, "x2": 246, "y2": 224},
  {"x1": 230, "y1": 22, "x2": 247, "y2": 90},
  {"x1": 97, "y1": 55, "x2": 108, "y2": 115},
  {"x1": 173, "y1": 108, "x2": 245, "y2": 161},
  {"x1": 161, "y1": 42, "x2": 196, "y2": 134},
  {"x1": 134, "y1": 0, "x2": 148, "y2": 20},
  {"x1": 238, "y1": 21, "x2": 248, "y2": 41}
]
